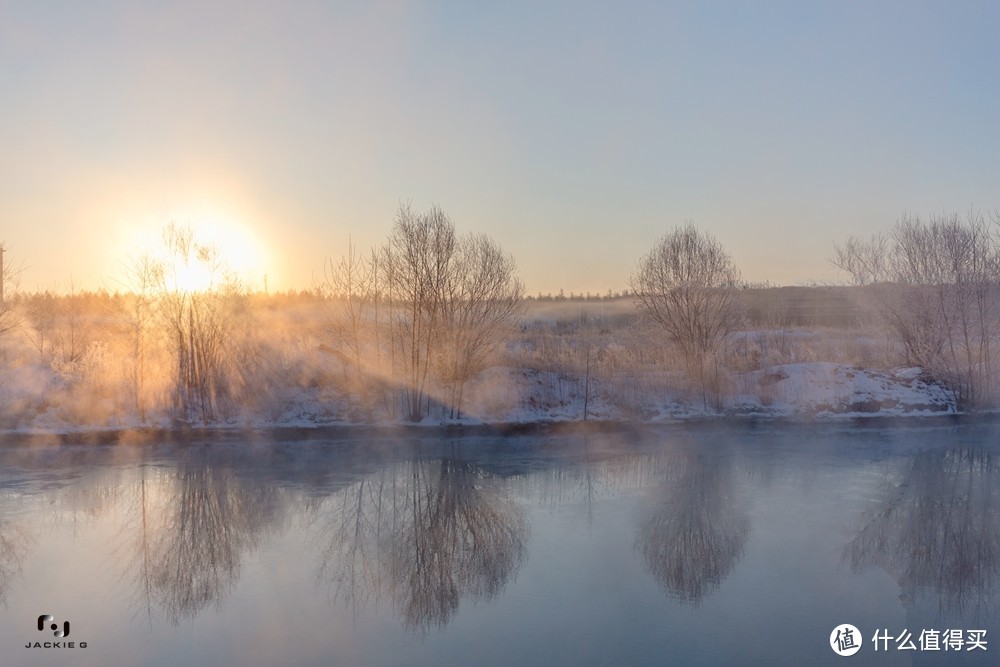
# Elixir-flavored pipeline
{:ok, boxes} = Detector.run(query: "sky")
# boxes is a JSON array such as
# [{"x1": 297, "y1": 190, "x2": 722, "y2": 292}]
[{"x1": 1, "y1": 0, "x2": 998, "y2": 295}]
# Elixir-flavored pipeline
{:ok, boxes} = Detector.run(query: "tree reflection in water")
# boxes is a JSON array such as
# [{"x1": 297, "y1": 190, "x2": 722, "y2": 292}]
[
  {"x1": 848, "y1": 447, "x2": 1000, "y2": 616},
  {"x1": 120, "y1": 452, "x2": 282, "y2": 623},
  {"x1": 316, "y1": 445, "x2": 528, "y2": 632},
  {"x1": 0, "y1": 519, "x2": 30, "y2": 606},
  {"x1": 635, "y1": 441, "x2": 749, "y2": 604}
]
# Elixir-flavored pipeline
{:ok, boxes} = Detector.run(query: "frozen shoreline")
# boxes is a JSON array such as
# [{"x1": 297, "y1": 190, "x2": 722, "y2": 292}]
[
  {"x1": 0, "y1": 414, "x2": 981, "y2": 447},
  {"x1": 0, "y1": 361, "x2": 965, "y2": 441}
]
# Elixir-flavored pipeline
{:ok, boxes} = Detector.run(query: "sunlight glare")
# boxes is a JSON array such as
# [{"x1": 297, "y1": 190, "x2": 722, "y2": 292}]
[
  {"x1": 123, "y1": 206, "x2": 269, "y2": 292},
  {"x1": 170, "y1": 258, "x2": 214, "y2": 293}
]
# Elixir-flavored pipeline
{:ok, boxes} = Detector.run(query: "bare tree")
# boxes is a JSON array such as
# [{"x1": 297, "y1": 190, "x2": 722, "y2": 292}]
[
  {"x1": 55, "y1": 282, "x2": 90, "y2": 366},
  {"x1": 322, "y1": 204, "x2": 523, "y2": 421},
  {"x1": 24, "y1": 292, "x2": 56, "y2": 361},
  {"x1": 319, "y1": 237, "x2": 379, "y2": 419},
  {"x1": 438, "y1": 233, "x2": 524, "y2": 419},
  {"x1": 0, "y1": 243, "x2": 21, "y2": 339},
  {"x1": 154, "y1": 223, "x2": 255, "y2": 422},
  {"x1": 384, "y1": 204, "x2": 458, "y2": 420},
  {"x1": 629, "y1": 224, "x2": 742, "y2": 409},
  {"x1": 121, "y1": 254, "x2": 163, "y2": 422},
  {"x1": 22, "y1": 282, "x2": 93, "y2": 367},
  {"x1": 834, "y1": 211, "x2": 1000, "y2": 407}
]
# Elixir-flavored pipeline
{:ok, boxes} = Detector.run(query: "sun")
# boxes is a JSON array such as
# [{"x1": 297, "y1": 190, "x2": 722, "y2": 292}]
[
  {"x1": 189, "y1": 210, "x2": 267, "y2": 282},
  {"x1": 170, "y1": 256, "x2": 215, "y2": 293},
  {"x1": 123, "y1": 206, "x2": 269, "y2": 292}
]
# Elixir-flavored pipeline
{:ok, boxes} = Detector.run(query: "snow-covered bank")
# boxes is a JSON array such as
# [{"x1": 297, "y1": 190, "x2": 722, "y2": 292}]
[
  {"x1": 0, "y1": 361, "x2": 958, "y2": 436},
  {"x1": 454, "y1": 362, "x2": 957, "y2": 423},
  {"x1": 727, "y1": 363, "x2": 956, "y2": 418}
]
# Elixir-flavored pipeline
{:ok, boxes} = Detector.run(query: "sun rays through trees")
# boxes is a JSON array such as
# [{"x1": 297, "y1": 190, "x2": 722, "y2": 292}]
[
  {"x1": 116, "y1": 223, "x2": 257, "y2": 424},
  {"x1": 320, "y1": 204, "x2": 524, "y2": 422},
  {"x1": 5, "y1": 205, "x2": 1000, "y2": 429}
]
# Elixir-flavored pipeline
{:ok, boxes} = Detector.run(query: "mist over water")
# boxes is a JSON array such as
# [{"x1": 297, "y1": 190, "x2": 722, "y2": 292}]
[{"x1": 1, "y1": 422, "x2": 998, "y2": 666}]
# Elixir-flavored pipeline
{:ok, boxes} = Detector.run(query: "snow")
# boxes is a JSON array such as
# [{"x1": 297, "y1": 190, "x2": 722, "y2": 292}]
[
  {"x1": 242, "y1": 362, "x2": 955, "y2": 426},
  {"x1": 727, "y1": 363, "x2": 955, "y2": 418},
  {"x1": 0, "y1": 360, "x2": 958, "y2": 436}
]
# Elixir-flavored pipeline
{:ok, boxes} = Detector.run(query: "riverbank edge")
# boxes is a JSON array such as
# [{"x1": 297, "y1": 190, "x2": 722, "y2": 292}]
[{"x1": 0, "y1": 411, "x2": 993, "y2": 446}]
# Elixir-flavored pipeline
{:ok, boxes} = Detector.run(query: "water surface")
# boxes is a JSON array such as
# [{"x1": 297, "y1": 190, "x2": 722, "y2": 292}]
[{"x1": 1, "y1": 421, "x2": 998, "y2": 666}]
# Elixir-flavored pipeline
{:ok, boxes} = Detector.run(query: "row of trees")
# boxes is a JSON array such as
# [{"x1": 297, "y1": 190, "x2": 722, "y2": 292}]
[
  {"x1": 5, "y1": 205, "x2": 1000, "y2": 423},
  {"x1": 322, "y1": 215, "x2": 752, "y2": 417},
  {"x1": 0, "y1": 226, "x2": 253, "y2": 424},
  {"x1": 625, "y1": 211, "x2": 1000, "y2": 411}
]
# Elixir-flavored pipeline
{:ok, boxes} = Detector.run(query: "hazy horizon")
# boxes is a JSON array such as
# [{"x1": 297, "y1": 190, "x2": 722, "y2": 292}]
[{"x1": 3, "y1": 1, "x2": 998, "y2": 294}]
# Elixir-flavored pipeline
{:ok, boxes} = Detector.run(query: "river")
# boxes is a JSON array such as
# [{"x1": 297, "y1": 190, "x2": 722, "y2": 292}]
[{"x1": 0, "y1": 420, "x2": 996, "y2": 666}]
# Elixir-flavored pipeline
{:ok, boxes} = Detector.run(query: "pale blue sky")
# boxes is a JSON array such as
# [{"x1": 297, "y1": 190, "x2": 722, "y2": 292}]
[{"x1": 2, "y1": 1, "x2": 998, "y2": 293}]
